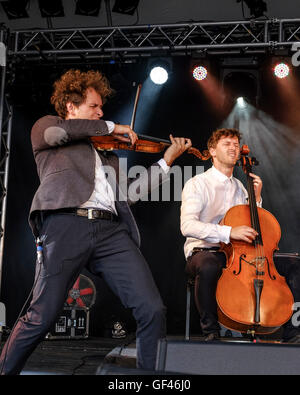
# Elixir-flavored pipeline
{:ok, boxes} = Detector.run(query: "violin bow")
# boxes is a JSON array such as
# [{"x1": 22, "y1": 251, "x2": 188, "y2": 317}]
[
  {"x1": 129, "y1": 83, "x2": 210, "y2": 160},
  {"x1": 129, "y1": 83, "x2": 172, "y2": 145},
  {"x1": 130, "y1": 83, "x2": 142, "y2": 130}
]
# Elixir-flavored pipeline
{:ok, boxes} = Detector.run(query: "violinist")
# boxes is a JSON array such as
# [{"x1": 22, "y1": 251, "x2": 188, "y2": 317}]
[
  {"x1": 0, "y1": 69, "x2": 192, "y2": 375},
  {"x1": 181, "y1": 128, "x2": 300, "y2": 342}
]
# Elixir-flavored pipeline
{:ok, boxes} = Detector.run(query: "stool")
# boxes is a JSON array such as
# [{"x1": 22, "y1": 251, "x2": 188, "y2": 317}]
[
  {"x1": 185, "y1": 276, "x2": 196, "y2": 340},
  {"x1": 185, "y1": 274, "x2": 236, "y2": 340}
]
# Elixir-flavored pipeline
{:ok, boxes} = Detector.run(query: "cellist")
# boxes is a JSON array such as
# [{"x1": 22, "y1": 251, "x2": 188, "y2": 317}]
[{"x1": 181, "y1": 127, "x2": 300, "y2": 342}]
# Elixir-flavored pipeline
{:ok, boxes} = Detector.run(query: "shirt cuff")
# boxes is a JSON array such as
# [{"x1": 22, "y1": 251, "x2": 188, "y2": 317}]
[
  {"x1": 105, "y1": 121, "x2": 115, "y2": 134},
  {"x1": 157, "y1": 158, "x2": 170, "y2": 174},
  {"x1": 218, "y1": 225, "x2": 232, "y2": 244}
]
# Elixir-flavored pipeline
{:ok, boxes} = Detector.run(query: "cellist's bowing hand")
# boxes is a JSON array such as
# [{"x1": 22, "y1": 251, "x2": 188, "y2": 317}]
[
  {"x1": 249, "y1": 173, "x2": 262, "y2": 203},
  {"x1": 111, "y1": 124, "x2": 138, "y2": 146},
  {"x1": 163, "y1": 134, "x2": 192, "y2": 166},
  {"x1": 230, "y1": 225, "x2": 258, "y2": 243}
]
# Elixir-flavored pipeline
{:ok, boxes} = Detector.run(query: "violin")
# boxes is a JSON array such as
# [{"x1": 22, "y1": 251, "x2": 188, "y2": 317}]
[
  {"x1": 90, "y1": 134, "x2": 210, "y2": 161},
  {"x1": 89, "y1": 83, "x2": 210, "y2": 161},
  {"x1": 216, "y1": 145, "x2": 294, "y2": 335}
]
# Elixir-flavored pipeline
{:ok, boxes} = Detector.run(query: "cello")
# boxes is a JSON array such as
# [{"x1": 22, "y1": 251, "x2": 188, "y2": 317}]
[{"x1": 216, "y1": 145, "x2": 294, "y2": 335}]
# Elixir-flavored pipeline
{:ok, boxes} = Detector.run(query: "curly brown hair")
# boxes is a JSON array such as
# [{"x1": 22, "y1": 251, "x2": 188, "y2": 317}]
[
  {"x1": 50, "y1": 69, "x2": 114, "y2": 118},
  {"x1": 207, "y1": 128, "x2": 241, "y2": 150}
]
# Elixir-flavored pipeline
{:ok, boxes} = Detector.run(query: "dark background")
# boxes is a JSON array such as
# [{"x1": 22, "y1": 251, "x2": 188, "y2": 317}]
[{"x1": 0, "y1": 52, "x2": 299, "y2": 337}]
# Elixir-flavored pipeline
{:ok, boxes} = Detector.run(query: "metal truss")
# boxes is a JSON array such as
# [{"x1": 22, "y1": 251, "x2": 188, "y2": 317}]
[
  {"x1": 0, "y1": 94, "x2": 12, "y2": 297},
  {"x1": 0, "y1": 89, "x2": 13, "y2": 328},
  {"x1": 0, "y1": 27, "x2": 12, "y2": 324},
  {"x1": 6, "y1": 18, "x2": 300, "y2": 61}
]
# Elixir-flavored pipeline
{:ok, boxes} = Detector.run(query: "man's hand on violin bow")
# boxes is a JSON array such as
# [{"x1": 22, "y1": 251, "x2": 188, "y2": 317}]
[
  {"x1": 111, "y1": 124, "x2": 138, "y2": 146},
  {"x1": 163, "y1": 134, "x2": 192, "y2": 166}
]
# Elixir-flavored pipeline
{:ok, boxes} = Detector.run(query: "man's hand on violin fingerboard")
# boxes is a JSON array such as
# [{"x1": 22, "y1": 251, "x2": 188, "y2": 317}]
[{"x1": 163, "y1": 134, "x2": 192, "y2": 166}]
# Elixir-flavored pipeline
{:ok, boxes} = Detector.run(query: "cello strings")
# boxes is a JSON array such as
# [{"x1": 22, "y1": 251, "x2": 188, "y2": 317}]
[
  {"x1": 247, "y1": 169, "x2": 264, "y2": 277},
  {"x1": 248, "y1": 175, "x2": 258, "y2": 275},
  {"x1": 251, "y1": 175, "x2": 261, "y2": 274},
  {"x1": 253, "y1": 177, "x2": 265, "y2": 273}
]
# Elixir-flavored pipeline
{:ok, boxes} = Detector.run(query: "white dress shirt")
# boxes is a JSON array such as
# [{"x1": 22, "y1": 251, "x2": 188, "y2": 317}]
[
  {"x1": 80, "y1": 121, "x2": 170, "y2": 213},
  {"x1": 180, "y1": 165, "x2": 261, "y2": 259}
]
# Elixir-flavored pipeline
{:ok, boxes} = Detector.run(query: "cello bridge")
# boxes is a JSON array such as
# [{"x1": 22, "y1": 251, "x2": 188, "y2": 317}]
[
  {"x1": 235, "y1": 254, "x2": 266, "y2": 276},
  {"x1": 250, "y1": 256, "x2": 266, "y2": 274}
]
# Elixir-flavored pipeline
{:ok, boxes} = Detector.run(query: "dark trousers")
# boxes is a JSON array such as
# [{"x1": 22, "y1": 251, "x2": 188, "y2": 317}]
[
  {"x1": 186, "y1": 250, "x2": 300, "y2": 339},
  {"x1": 0, "y1": 213, "x2": 166, "y2": 374}
]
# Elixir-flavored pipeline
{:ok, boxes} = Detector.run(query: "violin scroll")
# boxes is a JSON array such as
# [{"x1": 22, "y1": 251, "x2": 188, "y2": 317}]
[{"x1": 187, "y1": 147, "x2": 211, "y2": 161}]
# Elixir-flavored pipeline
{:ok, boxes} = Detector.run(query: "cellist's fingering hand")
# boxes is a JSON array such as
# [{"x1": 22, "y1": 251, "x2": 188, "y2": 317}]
[
  {"x1": 163, "y1": 134, "x2": 192, "y2": 166},
  {"x1": 230, "y1": 225, "x2": 258, "y2": 243},
  {"x1": 111, "y1": 124, "x2": 138, "y2": 146},
  {"x1": 249, "y1": 173, "x2": 262, "y2": 203}
]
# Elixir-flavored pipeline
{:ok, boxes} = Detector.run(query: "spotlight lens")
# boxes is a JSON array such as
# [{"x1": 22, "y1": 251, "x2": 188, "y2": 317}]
[
  {"x1": 274, "y1": 63, "x2": 289, "y2": 79},
  {"x1": 193, "y1": 66, "x2": 207, "y2": 81},
  {"x1": 150, "y1": 66, "x2": 168, "y2": 85},
  {"x1": 237, "y1": 97, "x2": 246, "y2": 108}
]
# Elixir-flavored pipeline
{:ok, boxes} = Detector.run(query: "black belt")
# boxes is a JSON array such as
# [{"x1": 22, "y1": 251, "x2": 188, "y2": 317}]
[
  {"x1": 192, "y1": 247, "x2": 220, "y2": 255},
  {"x1": 45, "y1": 208, "x2": 119, "y2": 222}
]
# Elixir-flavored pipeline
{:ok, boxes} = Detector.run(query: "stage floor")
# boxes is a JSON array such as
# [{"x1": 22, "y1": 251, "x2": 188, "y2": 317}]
[
  {"x1": 0, "y1": 335, "x2": 138, "y2": 375},
  {"x1": 0, "y1": 333, "x2": 299, "y2": 375},
  {"x1": 0, "y1": 334, "x2": 204, "y2": 375}
]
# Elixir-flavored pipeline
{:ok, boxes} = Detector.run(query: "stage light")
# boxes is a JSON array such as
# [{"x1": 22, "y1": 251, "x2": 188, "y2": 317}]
[
  {"x1": 193, "y1": 66, "x2": 208, "y2": 81},
  {"x1": 38, "y1": 0, "x2": 64, "y2": 18},
  {"x1": 274, "y1": 63, "x2": 290, "y2": 79},
  {"x1": 0, "y1": 0, "x2": 29, "y2": 19},
  {"x1": 237, "y1": 97, "x2": 247, "y2": 108},
  {"x1": 112, "y1": 0, "x2": 139, "y2": 15},
  {"x1": 75, "y1": 0, "x2": 102, "y2": 16},
  {"x1": 222, "y1": 70, "x2": 258, "y2": 109},
  {"x1": 150, "y1": 66, "x2": 168, "y2": 85},
  {"x1": 147, "y1": 58, "x2": 172, "y2": 85}
]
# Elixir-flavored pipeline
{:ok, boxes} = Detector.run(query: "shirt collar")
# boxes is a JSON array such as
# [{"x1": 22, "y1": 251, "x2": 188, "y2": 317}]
[{"x1": 211, "y1": 165, "x2": 233, "y2": 182}]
